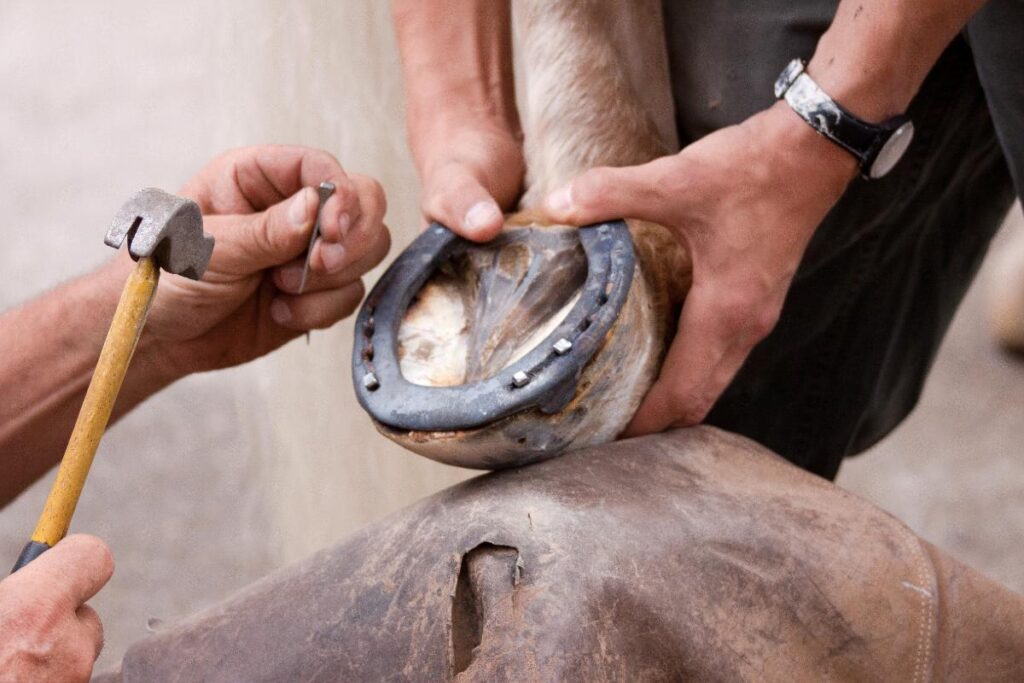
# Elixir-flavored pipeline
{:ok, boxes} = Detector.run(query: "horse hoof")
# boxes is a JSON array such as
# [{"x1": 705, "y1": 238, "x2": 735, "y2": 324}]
[{"x1": 352, "y1": 217, "x2": 662, "y2": 469}]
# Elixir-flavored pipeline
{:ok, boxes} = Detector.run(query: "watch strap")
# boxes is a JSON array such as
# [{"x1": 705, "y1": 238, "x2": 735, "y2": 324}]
[
  {"x1": 783, "y1": 72, "x2": 888, "y2": 165},
  {"x1": 775, "y1": 59, "x2": 910, "y2": 178}
]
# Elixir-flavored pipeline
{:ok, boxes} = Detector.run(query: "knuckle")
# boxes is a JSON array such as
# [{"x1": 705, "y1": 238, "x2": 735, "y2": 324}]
[
  {"x1": 298, "y1": 146, "x2": 345, "y2": 180},
  {"x1": 674, "y1": 392, "x2": 715, "y2": 425},
  {"x1": 20, "y1": 598, "x2": 57, "y2": 633},
  {"x1": 716, "y1": 291, "x2": 759, "y2": 331},
  {"x1": 308, "y1": 146, "x2": 342, "y2": 167},
  {"x1": 207, "y1": 147, "x2": 240, "y2": 172},
  {"x1": 10, "y1": 603, "x2": 62, "y2": 662},
  {"x1": 679, "y1": 403, "x2": 713, "y2": 425},
  {"x1": 9, "y1": 645, "x2": 51, "y2": 673},
  {"x1": 715, "y1": 269, "x2": 780, "y2": 318},
  {"x1": 252, "y1": 212, "x2": 280, "y2": 255},
  {"x1": 714, "y1": 279, "x2": 781, "y2": 341},
  {"x1": 662, "y1": 383, "x2": 688, "y2": 408},
  {"x1": 748, "y1": 305, "x2": 780, "y2": 340}
]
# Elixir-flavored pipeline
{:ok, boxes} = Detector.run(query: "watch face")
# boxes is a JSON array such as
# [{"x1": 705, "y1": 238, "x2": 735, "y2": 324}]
[{"x1": 869, "y1": 121, "x2": 915, "y2": 179}]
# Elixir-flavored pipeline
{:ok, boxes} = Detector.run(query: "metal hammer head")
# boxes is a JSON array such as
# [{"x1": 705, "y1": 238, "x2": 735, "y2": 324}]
[{"x1": 104, "y1": 188, "x2": 214, "y2": 280}]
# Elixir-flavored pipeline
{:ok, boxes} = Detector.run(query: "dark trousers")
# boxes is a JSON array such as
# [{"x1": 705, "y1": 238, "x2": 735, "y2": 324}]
[{"x1": 663, "y1": 1, "x2": 1020, "y2": 479}]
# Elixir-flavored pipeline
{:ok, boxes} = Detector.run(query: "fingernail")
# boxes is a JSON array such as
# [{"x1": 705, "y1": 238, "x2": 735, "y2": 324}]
[
  {"x1": 464, "y1": 201, "x2": 501, "y2": 235},
  {"x1": 545, "y1": 186, "x2": 573, "y2": 214},
  {"x1": 338, "y1": 212, "x2": 351, "y2": 238},
  {"x1": 279, "y1": 267, "x2": 301, "y2": 291},
  {"x1": 322, "y1": 242, "x2": 347, "y2": 273},
  {"x1": 270, "y1": 299, "x2": 291, "y2": 324},
  {"x1": 288, "y1": 189, "x2": 312, "y2": 227}
]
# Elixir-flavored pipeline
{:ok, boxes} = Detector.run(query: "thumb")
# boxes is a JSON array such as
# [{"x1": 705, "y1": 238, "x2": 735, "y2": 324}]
[
  {"x1": 206, "y1": 187, "x2": 318, "y2": 274},
  {"x1": 7, "y1": 535, "x2": 114, "y2": 608},
  {"x1": 543, "y1": 156, "x2": 682, "y2": 227},
  {"x1": 422, "y1": 163, "x2": 504, "y2": 242}
]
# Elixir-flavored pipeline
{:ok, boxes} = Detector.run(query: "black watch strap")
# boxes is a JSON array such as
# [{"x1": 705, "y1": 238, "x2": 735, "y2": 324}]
[{"x1": 774, "y1": 59, "x2": 914, "y2": 179}]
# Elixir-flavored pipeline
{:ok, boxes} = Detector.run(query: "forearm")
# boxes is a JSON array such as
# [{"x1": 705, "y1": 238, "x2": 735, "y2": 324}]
[
  {"x1": 392, "y1": 0, "x2": 519, "y2": 159},
  {"x1": 809, "y1": 0, "x2": 987, "y2": 121},
  {"x1": 0, "y1": 261, "x2": 179, "y2": 505}
]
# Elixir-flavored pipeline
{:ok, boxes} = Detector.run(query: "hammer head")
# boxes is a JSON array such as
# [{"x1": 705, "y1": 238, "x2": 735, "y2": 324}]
[{"x1": 104, "y1": 188, "x2": 214, "y2": 280}]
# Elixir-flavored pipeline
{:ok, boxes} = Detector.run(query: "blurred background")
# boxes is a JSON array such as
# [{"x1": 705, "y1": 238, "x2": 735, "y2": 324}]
[{"x1": 0, "y1": 1, "x2": 1020, "y2": 671}]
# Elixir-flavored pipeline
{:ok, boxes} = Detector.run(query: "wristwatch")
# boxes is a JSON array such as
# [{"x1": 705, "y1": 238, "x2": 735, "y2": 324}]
[{"x1": 774, "y1": 59, "x2": 914, "y2": 179}]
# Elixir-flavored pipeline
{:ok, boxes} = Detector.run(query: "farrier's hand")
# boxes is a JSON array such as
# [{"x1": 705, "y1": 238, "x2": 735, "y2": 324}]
[
  {"x1": 544, "y1": 102, "x2": 857, "y2": 435},
  {"x1": 117, "y1": 145, "x2": 390, "y2": 376},
  {"x1": 0, "y1": 536, "x2": 113, "y2": 683},
  {"x1": 393, "y1": 0, "x2": 523, "y2": 242},
  {"x1": 410, "y1": 117, "x2": 524, "y2": 242}
]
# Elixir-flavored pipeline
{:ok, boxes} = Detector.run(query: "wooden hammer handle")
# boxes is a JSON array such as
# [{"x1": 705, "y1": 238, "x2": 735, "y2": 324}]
[{"x1": 11, "y1": 257, "x2": 159, "y2": 572}]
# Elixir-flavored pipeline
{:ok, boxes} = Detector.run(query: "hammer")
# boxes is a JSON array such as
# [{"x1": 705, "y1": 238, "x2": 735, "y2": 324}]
[{"x1": 11, "y1": 188, "x2": 213, "y2": 573}]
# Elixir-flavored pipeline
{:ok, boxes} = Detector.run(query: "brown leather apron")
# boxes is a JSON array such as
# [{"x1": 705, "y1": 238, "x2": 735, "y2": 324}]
[{"x1": 95, "y1": 428, "x2": 1024, "y2": 681}]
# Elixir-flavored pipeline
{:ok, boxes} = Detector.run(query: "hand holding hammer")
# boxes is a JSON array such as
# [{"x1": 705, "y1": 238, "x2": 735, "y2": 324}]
[
  {"x1": 11, "y1": 189, "x2": 214, "y2": 571},
  {"x1": 7, "y1": 146, "x2": 391, "y2": 572}
]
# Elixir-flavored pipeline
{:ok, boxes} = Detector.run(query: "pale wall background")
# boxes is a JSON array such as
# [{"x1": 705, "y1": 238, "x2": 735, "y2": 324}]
[
  {"x1": 0, "y1": 1, "x2": 1021, "y2": 672},
  {"x1": 0, "y1": 1, "x2": 470, "y2": 670}
]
